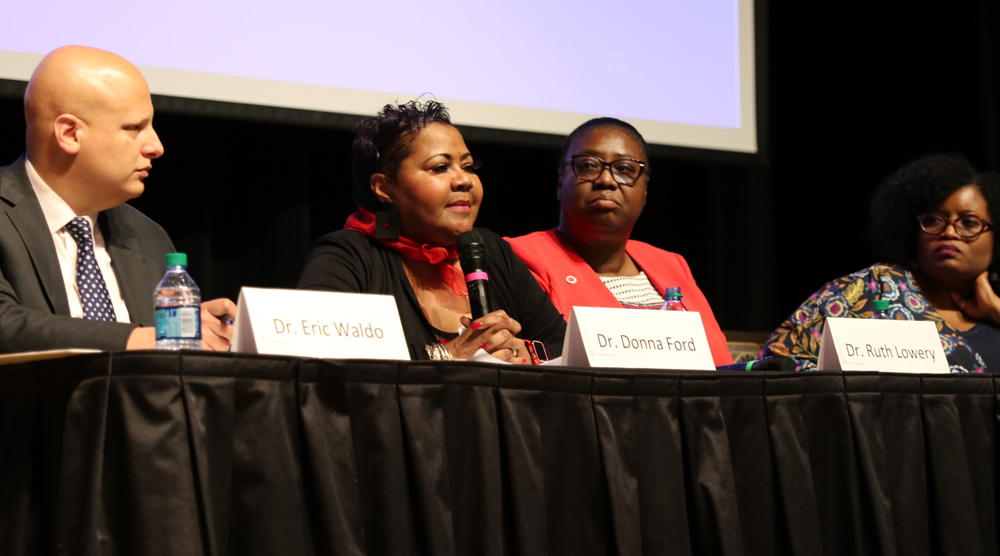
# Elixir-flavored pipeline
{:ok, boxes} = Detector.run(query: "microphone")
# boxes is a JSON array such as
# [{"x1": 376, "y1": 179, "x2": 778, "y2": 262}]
[
  {"x1": 716, "y1": 355, "x2": 798, "y2": 372},
  {"x1": 456, "y1": 230, "x2": 492, "y2": 319}
]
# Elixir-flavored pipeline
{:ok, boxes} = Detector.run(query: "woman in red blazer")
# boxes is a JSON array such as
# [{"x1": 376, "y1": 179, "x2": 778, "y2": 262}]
[{"x1": 507, "y1": 118, "x2": 732, "y2": 365}]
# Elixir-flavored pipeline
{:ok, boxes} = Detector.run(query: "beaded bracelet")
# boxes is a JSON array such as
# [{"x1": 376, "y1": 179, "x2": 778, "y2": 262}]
[{"x1": 425, "y1": 342, "x2": 454, "y2": 361}]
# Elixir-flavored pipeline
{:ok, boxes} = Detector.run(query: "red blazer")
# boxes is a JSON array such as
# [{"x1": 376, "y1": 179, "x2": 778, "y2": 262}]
[{"x1": 507, "y1": 230, "x2": 733, "y2": 365}]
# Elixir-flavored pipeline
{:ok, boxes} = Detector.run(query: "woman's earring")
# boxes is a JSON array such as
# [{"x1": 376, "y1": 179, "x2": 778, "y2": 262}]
[{"x1": 375, "y1": 209, "x2": 400, "y2": 240}]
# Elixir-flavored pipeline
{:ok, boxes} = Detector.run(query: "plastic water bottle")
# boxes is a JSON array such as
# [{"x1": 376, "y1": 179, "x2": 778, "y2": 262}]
[
  {"x1": 154, "y1": 253, "x2": 201, "y2": 350},
  {"x1": 871, "y1": 299, "x2": 891, "y2": 320},
  {"x1": 659, "y1": 287, "x2": 688, "y2": 311}
]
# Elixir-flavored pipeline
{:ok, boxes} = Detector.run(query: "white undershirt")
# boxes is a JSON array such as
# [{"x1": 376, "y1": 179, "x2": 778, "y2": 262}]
[
  {"x1": 25, "y1": 159, "x2": 131, "y2": 322},
  {"x1": 599, "y1": 271, "x2": 665, "y2": 309}
]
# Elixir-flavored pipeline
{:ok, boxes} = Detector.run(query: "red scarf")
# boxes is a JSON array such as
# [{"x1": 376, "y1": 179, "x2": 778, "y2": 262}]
[{"x1": 344, "y1": 208, "x2": 468, "y2": 296}]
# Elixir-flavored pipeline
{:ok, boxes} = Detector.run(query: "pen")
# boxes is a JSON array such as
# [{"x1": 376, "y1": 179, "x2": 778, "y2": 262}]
[{"x1": 219, "y1": 314, "x2": 235, "y2": 326}]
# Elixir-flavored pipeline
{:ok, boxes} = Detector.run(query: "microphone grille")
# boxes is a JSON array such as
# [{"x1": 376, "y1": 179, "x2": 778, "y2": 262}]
[{"x1": 457, "y1": 230, "x2": 485, "y2": 251}]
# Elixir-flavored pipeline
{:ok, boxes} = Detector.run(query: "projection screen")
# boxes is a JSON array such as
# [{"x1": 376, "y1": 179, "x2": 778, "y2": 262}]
[{"x1": 0, "y1": 0, "x2": 758, "y2": 153}]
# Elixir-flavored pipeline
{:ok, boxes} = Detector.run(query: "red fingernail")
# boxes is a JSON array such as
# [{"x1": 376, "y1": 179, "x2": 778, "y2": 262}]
[
  {"x1": 521, "y1": 358, "x2": 527, "y2": 364},
  {"x1": 471, "y1": 321, "x2": 483, "y2": 330},
  {"x1": 480, "y1": 343, "x2": 489, "y2": 350}
]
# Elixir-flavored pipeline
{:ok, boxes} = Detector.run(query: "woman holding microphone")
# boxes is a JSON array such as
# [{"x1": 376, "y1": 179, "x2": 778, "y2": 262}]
[{"x1": 298, "y1": 100, "x2": 564, "y2": 363}]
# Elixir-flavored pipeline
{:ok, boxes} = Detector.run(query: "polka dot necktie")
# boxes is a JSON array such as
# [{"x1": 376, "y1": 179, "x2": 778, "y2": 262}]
[{"x1": 65, "y1": 217, "x2": 117, "y2": 322}]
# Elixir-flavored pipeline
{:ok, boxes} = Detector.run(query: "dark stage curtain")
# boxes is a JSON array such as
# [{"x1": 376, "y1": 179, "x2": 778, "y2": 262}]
[{"x1": 1, "y1": 352, "x2": 997, "y2": 555}]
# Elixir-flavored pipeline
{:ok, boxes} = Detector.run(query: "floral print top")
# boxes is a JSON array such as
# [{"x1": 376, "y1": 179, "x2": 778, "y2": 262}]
[{"x1": 762, "y1": 263, "x2": 989, "y2": 373}]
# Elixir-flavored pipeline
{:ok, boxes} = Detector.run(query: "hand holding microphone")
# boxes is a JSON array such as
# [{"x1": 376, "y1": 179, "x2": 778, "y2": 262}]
[
  {"x1": 451, "y1": 231, "x2": 530, "y2": 363},
  {"x1": 451, "y1": 312, "x2": 528, "y2": 363}
]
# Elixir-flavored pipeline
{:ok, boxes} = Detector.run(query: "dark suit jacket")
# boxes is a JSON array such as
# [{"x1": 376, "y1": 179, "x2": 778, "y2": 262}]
[{"x1": 0, "y1": 156, "x2": 175, "y2": 352}]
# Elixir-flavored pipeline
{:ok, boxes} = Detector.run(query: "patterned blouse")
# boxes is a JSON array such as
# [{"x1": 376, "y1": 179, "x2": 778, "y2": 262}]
[
  {"x1": 599, "y1": 271, "x2": 665, "y2": 309},
  {"x1": 762, "y1": 263, "x2": 990, "y2": 373}
]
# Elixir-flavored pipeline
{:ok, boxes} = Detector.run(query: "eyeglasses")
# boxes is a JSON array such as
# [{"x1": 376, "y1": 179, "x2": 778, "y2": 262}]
[
  {"x1": 566, "y1": 155, "x2": 646, "y2": 186},
  {"x1": 916, "y1": 213, "x2": 994, "y2": 239}
]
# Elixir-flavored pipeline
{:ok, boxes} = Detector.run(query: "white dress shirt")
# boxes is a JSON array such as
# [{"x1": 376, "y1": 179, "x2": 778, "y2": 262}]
[{"x1": 25, "y1": 159, "x2": 132, "y2": 323}]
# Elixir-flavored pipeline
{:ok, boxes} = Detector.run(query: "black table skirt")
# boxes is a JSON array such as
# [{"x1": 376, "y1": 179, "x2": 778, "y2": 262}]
[{"x1": 1, "y1": 351, "x2": 997, "y2": 555}]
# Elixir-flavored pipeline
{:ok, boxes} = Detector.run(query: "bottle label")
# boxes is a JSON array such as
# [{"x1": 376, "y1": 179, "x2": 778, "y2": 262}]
[{"x1": 155, "y1": 306, "x2": 201, "y2": 340}]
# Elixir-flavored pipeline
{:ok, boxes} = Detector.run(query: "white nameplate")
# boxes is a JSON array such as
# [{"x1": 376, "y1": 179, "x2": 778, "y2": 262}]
[
  {"x1": 563, "y1": 306, "x2": 716, "y2": 370},
  {"x1": 817, "y1": 317, "x2": 948, "y2": 373},
  {"x1": 231, "y1": 287, "x2": 410, "y2": 360}
]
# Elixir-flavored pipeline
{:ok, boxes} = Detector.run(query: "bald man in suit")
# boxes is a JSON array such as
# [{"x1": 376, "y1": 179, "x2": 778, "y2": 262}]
[{"x1": 0, "y1": 45, "x2": 234, "y2": 352}]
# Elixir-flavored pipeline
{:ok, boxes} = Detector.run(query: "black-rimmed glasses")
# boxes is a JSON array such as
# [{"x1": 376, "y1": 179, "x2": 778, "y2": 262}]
[
  {"x1": 566, "y1": 155, "x2": 645, "y2": 186},
  {"x1": 917, "y1": 213, "x2": 994, "y2": 239}
]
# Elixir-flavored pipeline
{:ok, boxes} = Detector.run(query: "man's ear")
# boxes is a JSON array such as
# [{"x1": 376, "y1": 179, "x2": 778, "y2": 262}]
[
  {"x1": 53, "y1": 114, "x2": 83, "y2": 155},
  {"x1": 556, "y1": 169, "x2": 563, "y2": 202},
  {"x1": 371, "y1": 173, "x2": 393, "y2": 204}
]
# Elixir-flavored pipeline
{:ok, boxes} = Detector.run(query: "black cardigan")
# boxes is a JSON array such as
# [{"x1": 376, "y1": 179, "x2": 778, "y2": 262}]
[{"x1": 298, "y1": 228, "x2": 566, "y2": 360}]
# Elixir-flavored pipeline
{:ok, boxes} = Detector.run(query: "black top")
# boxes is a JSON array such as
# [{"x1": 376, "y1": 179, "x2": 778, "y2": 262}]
[
  {"x1": 298, "y1": 228, "x2": 566, "y2": 360},
  {"x1": 959, "y1": 322, "x2": 1000, "y2": 371}
]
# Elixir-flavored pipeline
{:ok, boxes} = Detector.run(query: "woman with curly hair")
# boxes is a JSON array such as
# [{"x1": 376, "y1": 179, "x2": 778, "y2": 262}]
[
  {"x1": 762, "y1": 154, "x2": 1000, "y2": 372},
  {"x1": 298, "y1": 100, "x2": 565, "y2": 362}
]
